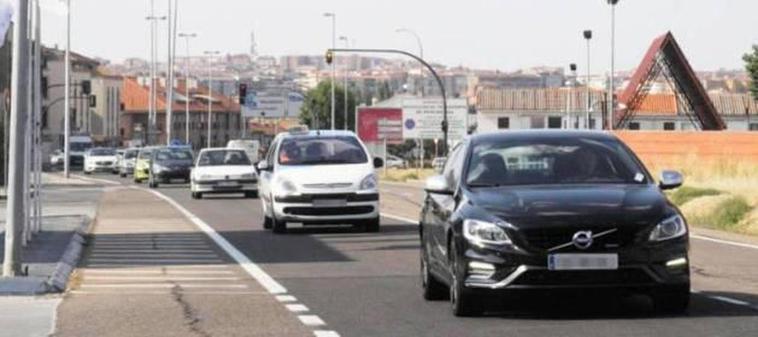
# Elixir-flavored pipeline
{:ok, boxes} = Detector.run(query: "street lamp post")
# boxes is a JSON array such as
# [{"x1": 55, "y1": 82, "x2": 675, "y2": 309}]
[
  {"x1": 395, "y1": 28, "x2": 424, "y2": 97},
  {"x1": 178, "y1": 33, "x2": 196, "y2": 145},
  {"x1": 607, "y1": 0, "x2": 619, "y2": 130},
  {"x1": 583, "y1": 30, "x2": 593, "y2": 129},
  {"x1": 146, "y1": 10, "x2": 166, "y2": 145},
  {"x1": 165, "y1": 0, "x2": 179, "y2": 145},
  {"x1": 339, "y1": 36, "x2": 349, "y2": 130},
  {"x1": 323, "y1": 12, "x2": 336, "y2": 130},
  {"x1": 63, "y1": 0, "x2": 71, "y2": 178},
  {"x1": 204, "y1": 51, "x2": 220, "y2": 148}
]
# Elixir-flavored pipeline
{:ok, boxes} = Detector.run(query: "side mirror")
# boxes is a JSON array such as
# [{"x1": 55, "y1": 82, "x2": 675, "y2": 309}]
[
  {"x1": 425, "y1": 175, "x2": 453, "y2": 195},
  {"x1": 659, "y1": 170, "x2": 683, "y2": 190},
  {"x1": 373, "y1": 157, "x2": 384, "y2": 169},
  {"x1": 257, "y1": 161, "x2": 271, "y2": 172}
]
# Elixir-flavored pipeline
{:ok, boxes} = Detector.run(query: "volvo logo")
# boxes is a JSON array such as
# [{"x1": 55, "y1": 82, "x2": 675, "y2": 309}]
[{"x1": 572, "y1": 230, "x2": 593, "y2": 250}]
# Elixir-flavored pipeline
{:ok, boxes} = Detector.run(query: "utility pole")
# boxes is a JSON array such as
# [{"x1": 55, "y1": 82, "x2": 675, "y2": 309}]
[
  {"x1": 339, "y1": 36, "x2": 349, "y2": 130},
  {"x1": 395, "y1": 28, "x2": 424, "y2": 97},
  {"x1": 584, "y1": 30, "x2": 593, "y2": 129},
  {"x1": 165, "y1": 0, "x2": 178, "y2": 145},
  {"x1": 33, "y1": 0, "x2": 42, "y2": 235},
  {"x1": 607, "y1": 0, "x2": 619, "y2": 130},
  {"x1": 178, "y1": 32, "x2": 196, "y2": 145},
  {"x1": 4, "y1": 0, "x2": 30, "y2": 277},
  {"x1": 323, "y1": 12, "x2": 336, "y2": 130},
  {"x1": 204, "y1": 51, "x2": 220, "y2": 148},
  {"x1": 63, "y1": 0, "x2": 71, "y2": 178}
]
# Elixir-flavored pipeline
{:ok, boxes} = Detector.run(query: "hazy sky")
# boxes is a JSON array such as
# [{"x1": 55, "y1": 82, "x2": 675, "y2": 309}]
[{"x1": 38, "y1": 0, "x2": 757, "y2": 73}]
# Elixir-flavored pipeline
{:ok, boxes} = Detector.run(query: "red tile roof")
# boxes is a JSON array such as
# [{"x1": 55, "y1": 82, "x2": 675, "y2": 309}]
[{"x1": 121, "y1": 77, "x2": 240, "y2": 114}]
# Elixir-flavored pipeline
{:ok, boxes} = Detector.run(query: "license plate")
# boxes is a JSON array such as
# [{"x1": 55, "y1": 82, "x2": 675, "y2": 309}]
[
  {"x1": 218, "y1": 181, "x2": 238, "y2": 187},
  {"x1": 312, "y1": 199, "x2": 347, "y2": 207},
  {"x1": 548, "y1": 254, "x2": 618, "y2": 271}
]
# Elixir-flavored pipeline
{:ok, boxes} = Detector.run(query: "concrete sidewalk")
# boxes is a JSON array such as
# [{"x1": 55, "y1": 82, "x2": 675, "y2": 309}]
[{"x1": 54, "y1": 186, "x2": 311, "y2": 337}]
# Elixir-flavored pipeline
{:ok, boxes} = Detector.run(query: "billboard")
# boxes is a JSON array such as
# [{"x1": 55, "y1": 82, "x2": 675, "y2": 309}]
[
  {"x1": 402, "y1": 98, "x2": 468, "y2": 141},
  {"x1": 356, "y1": 107, "x2": 403, "y2": 144},
  {"x1": 241, "y1": 91, "x2": 304, "y2": 118}
]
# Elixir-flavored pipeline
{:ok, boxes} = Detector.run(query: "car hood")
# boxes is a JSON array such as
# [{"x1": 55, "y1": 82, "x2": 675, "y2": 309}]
[
  {"x1": 194, "y1": 165, "x2": 256, "y2": 177},
  {"x1": 278, "y1": 164, "x2": 372, "y2": 190},
  {"x1": 468, "y1": 184, "x2": 668, "y2": 228},
  {"x1": 86, "y1": 156, "x2": 117, "y2": 162}
]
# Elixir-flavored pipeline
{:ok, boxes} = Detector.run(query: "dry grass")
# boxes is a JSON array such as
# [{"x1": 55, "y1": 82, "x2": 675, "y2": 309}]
[{"x1": 379, "y1": 168, "x2": 437, "y2": 183}]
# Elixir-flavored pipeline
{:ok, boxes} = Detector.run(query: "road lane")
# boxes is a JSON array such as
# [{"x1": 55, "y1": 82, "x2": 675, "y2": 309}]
[{"x1": 96, "y1": 174, "x2": 758, "y2": 337}]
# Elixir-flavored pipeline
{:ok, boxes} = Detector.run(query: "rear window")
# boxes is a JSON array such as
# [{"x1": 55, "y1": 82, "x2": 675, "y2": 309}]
[
  {"x1": 124, "y1": 150, "x2": 138, "y2": 159},
  {"x1": 198, "y1": 150, "x2": 251, "y2": 166},
  {"x1": 278, "y1": 136, "x2": 368, "y2": 166}
]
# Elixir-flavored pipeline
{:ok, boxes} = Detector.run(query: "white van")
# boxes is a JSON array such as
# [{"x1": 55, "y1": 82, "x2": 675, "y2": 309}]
[{"x1": 227, "y1": 139, "x2": 260, "y2": 164}]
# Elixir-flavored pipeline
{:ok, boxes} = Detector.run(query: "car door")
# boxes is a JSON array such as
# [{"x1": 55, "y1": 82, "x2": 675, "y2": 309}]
[
  {"x1": 426, "y1": 143, "x2": 464, "y2": 268},
  {"x1": 258, "y1": 138, "x2": 279, "y2": 206}
]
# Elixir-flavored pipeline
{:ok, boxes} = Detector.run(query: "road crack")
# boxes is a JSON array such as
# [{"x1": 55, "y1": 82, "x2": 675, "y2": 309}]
[{"x1": 171, "y1": 284, "x2": 212, "y2": 337}]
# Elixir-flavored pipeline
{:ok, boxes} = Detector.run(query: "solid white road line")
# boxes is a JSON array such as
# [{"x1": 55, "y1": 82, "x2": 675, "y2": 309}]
[
  {"x1": 276, "y1": 295, "x2": 297, "y2": 303},
  {"x1": 147, "y1": 189, "x2": 288, "y2": 294},
  {"x1": 707, "y1": 295, "x2": 751, "y2": 307},
  {"x1": 380, "y1": 213, "x2": 418, "y2": 225},
  {"x1": 298, "y1": 315, "x2": 326, "y2": 326},
  {"x1": 691, "y1": 234, "x2": 758, "y2": 251},
  {"x1": 313, "y1": 331, "x2": 341, "y2": 337}
]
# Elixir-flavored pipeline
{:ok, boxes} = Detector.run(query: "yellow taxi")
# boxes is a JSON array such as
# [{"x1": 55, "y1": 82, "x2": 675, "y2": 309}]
[{"x1": 133, "y1": 147, "x2": 155, "y2": 183}]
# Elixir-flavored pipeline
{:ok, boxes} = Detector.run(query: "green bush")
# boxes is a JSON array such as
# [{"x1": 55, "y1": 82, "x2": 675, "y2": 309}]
[
  {"x1": 669, "y1": 186, "x2": 721, "y2": 206},
  {"x1": 710, "y1": 196, "x2": 752, "y2": 231}
]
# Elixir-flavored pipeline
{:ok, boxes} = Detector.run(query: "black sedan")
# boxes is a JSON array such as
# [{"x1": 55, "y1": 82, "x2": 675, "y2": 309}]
[
  {"x1": 419, "y1": 130, "x2": 690, "y2": 316},
  {"x1": 148, "y1": 146, "x2": 194, "y2": 188}
]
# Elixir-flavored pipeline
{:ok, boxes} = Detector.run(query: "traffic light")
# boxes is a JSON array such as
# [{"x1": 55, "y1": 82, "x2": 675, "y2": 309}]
[
  {"x1": 89, "y1": 95, "x2": 97, "y2": 108},
  {"x1": 238, "y1": 83, "x2": 247, "y2": 105},
  {"x1": 325, "y1": 50, "x2": 333, "y2": 65},
  {"x1": 81, "y1": 80, "x2": 91, "y2": 95}
]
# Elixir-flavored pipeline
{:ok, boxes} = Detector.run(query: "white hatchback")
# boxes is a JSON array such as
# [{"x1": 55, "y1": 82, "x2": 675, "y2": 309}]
[
  {"x1": 191, "y1": 148, "x2": 259, "y2": 199},
  {"x1": 257, "y1": 130, "x2": 383, "y2": 234}
]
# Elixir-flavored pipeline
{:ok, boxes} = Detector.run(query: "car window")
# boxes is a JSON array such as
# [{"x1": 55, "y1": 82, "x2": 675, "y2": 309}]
[
  {"x1": 266, "y1": 139, "x2": 279, "y2": 166},
  {"x1": 154, "y1": 148, "x2": 193, "y2": 162},
  {"x1": 442, "y1": 144, "x2": 463, "y2": 186},
  {"x1": 278, "y1": 136, "x2": 368, "y2": 166},
  {"x1": 198, "y1": 150, "x2": 251, "y2": 166},
  {"x1": 465, "y1": 137, "x2": 648, "y2": 187},
  {"x1": 124, "y1": 150, "x2": 138, "y2": 159},
  {"x1": 138, "y1": 150, "x2": 152, "y2": 160}
]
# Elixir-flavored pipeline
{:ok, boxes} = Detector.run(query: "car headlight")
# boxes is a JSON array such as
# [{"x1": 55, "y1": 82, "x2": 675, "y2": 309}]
[
  {"x1": 359, "y1": 173, "x2": 378, "y2": 191},
  {"x1": 463, "y1": 219, "x2": 512, "y2": 246},
  {"x1": 274, "y1": 178, "x2": 298, "y2": 196},
  {"x1": 649, "y1": 214, "x2": 687, "y2": 242}
]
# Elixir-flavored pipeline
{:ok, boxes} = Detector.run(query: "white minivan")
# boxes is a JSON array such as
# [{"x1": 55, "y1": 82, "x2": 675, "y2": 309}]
[
  {"x1": 227, "y1": 139, "x2": 260, "y2": 164},
  {"x1": 257, "y1": 129, "x2": 384, "y2": 234}
]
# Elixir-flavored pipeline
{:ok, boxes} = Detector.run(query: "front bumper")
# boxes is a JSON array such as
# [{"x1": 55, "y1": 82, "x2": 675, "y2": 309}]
[
  {"x1": 460, "y1": 237, "x2": 690, "y2": 291},
  {"x1": 85, "y1": 163, "x2": 116, "y2": 172},
  {"x1": 192, "y1": 179, "x2": 258, "y2": 193},
  {"x1": 153, "y1": 169, "x2": 191, "y2": 182},
  {"x1": 271, "y1": 193, "x2": 379, "y2": 222}
]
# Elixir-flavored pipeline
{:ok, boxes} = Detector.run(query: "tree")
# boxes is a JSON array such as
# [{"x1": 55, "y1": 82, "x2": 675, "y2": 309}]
[
  {"x1": 300, "y1": 80, "x2": 358, "y2": 131},
  {"x1": 744, "y1": 45, "x2": 758, "y2": 101}
]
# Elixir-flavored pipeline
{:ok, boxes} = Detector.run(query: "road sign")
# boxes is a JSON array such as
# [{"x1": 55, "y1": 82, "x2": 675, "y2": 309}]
[
  {"x1": 402, "y1": 98, "x2": 468, "y2": 141},
  {"x1": 357, "y1": 107, "x2": 403, "y2": 144}
]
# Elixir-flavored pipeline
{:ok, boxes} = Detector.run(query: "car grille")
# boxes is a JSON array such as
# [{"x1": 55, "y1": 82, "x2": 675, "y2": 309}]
[
  {"x1": 276, "y1": 193, "x2": 379, "y2": 203},
  {"x1": 302, "y1": 183, "x2": 353, "y2": 189},
  {"x1": 512, "y1": 269, "x2": 654, "y2": 286},
  {"x1": 283, "y1": 206, "x2": 374, "y2": 216},
  {"x1": 519, "y1": 226, "x2": 639, "y2": 252},
  {"x1": 96, "y1": 161, "x2": 113, "y2": 166}
]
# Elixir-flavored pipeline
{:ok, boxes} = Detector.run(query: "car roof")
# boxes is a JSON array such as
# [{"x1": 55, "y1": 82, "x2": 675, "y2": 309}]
[
  {"x1": 469, "y1": 129, "x2": 618, "y2": 144},
  {"x1": 200, "y1": 147, "x2": 242, "y2": 153}
]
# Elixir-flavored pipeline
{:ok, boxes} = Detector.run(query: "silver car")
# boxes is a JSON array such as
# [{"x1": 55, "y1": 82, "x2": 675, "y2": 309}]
[{"x1": 119, "y1": 148, "x2": 139, "y2": 177}]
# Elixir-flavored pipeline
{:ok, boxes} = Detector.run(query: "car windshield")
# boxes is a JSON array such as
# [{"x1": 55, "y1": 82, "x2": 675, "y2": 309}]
[
  {"x1": 138, "y1": 150, "x2": 153, "y2": 160},
  {"x1": 124, "y1": 150, "x2": 138, "y2": 159},
  {"x1": 154, "y1": 148, "x2": 193, "y2": 162},
  {"x1": 71, "y1": 142, "x2": 92, "y2": 152},
  {"x1": 198, "y1": 150, "x2": 251, "y2": 166},
  {"x1": 465, "y1": 137, "x2": 649, "y2": 187},
  {"x1": 89, "y1": 148, "x2": 116, "y2": 156},
  {"x1": 278, "y1": 136, "x2": 368, "y2": 166}
]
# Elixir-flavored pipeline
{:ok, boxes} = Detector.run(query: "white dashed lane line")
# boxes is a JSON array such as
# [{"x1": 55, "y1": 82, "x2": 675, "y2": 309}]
[{"x1": 146, "y1": 188, "x2": 342, "y2": 336}]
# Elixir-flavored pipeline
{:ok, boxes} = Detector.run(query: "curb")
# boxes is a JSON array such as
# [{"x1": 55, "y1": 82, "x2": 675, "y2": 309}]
[{"x1": 45, "y1": 216, "x2": 92, "y2": 293}]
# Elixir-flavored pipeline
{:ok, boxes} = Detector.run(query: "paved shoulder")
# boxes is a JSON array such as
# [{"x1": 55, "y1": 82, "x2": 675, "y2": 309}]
[{"x1": 54, "y1": 187, "x2": 311, "y2": 337}]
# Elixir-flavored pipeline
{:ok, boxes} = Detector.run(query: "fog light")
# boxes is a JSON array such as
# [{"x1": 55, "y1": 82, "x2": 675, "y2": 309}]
[
  {"x1": 468, "y1": 261, "x2": 495, "y2": 279},
  {"x1": 665, "y1": 257, "x2": 688, "y2": 268}
]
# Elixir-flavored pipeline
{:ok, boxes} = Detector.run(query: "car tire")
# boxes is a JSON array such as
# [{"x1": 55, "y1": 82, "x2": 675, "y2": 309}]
[
  {"x1": 653, "y1": 285, "x2": 690, "y2": 314},
  {"x1": 272, "y1": 218, "x2": 287, "y2": 234},
  {"x1": 245, "y1": 191, "x2": 258, "y2": 199},
  {"x1": 84, "y1": 171, "x2": 91, "y2": 175},
  {"x1": 450, "y1": 243, "x2": 483, "y2": 317},
  {"x1": 120, "y1": 173, "x2": 127, "y2": 178},
  {"x1": 191, "y1": 192, "x2": 202, "y2": 199},
  {"x1": 421, "y1": 245, "x2": 447, "y2": 301},
  {"x1": 363, "y1": 217, "x2": 380, "y2": 233},
  {"x1": 263, "y1": 216, "x2": 273, "y2": 230}
]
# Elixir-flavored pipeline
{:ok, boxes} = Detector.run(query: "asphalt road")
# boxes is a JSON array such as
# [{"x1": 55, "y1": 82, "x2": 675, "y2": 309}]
[{"x1": 89, "y1": 174, "x2": 758, "y2": 337}]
